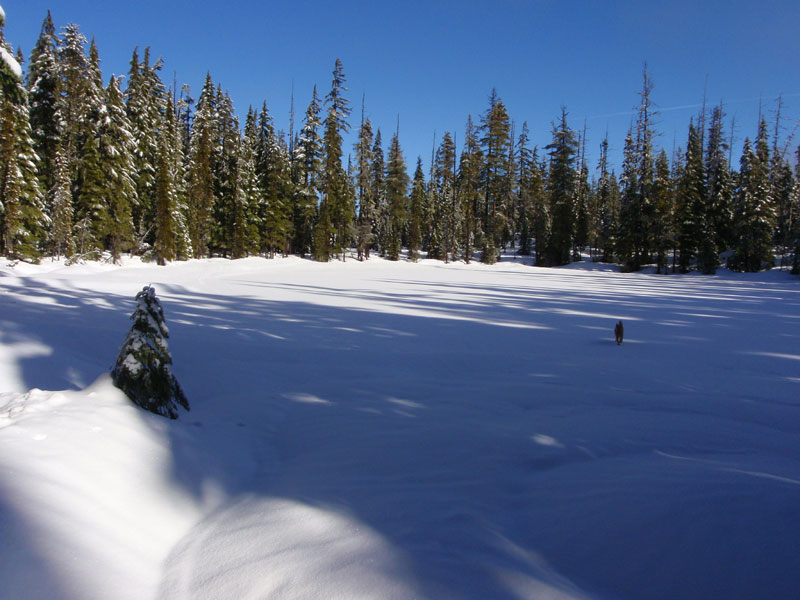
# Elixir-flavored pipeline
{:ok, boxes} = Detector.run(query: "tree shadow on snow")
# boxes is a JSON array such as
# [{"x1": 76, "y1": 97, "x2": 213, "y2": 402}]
[{"x1": 3, "y1": 267, "x2": 800, "y2": 599}]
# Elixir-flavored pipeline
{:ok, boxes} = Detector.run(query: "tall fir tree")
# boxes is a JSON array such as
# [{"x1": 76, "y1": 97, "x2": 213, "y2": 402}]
[
  {"x1": 256, "y1": 101, "x2": 293, "y2": 257},
  {"x1": 408, "y1": 157, "x2": 425, "y2": 261},
  {"x1": 152, "y1": 95, "x2": 182, "y2": 264},
  {"x1": 435, "y1": 131, "x2": 458, "y2": 262},
  {"x1": 545, "y1": 107, "x2": 578, "y2": 266},
  {"x1": 292, "y1": 87, "x2": 322, "y2": 257},
  {"x1": 49, "y1": 144, "x2": 74, "y2": 258},
  {"x1": 515, "y1": 122, "x2": 534, "y2": 256},
  {"x1": 212, "y1": 87, "x2": 240, "y2": 256},
  {"x1": 676, "y1": 120, "x2": 709, "y2": 272},
  {"x1": 26, "y1": 11, "x2": 61, "y2": 195},
  {"x1": 72, "y1": 38, "x2": 106, "y2": 254},
  {"x1": 125, "y1": 48, "x2": 167, "y2": 248},
  {"x1": 479, "y1": 90, "x2": 512, "y2": 263},
  {"x1": 651, "y1": 150, "x2": 675, "y2": 273},
  {"x1": 790, "y1": 148, "x2": 800, "y2": 274},
  {"x1": 316, "y1": 58, "x2": 353, "y2": 261},
  {"x1": 231, "y1": 107, "x2": 262, "y2": 258},
  {"x1": 458, "y1": 117, "x2": 483, "y2": 263},
  {"x1": 353, "y1": 108, "x2": 375, "y2": 259},
  {"x1": 594, "y1": 133, "x2": 618, "y2": 262},
  {"x1": 370, "y1": 129, "x2": 387, "y2": 255},
  {"x1": 0, "y1": 48, "x2": 45, "y2": 260},
  {"x1": 185, "y1": 73, "x2": 217, "y2": 258},
  {"x1": 384, "y1": 131, "x2": 409, "y2": 260},
  {"x1": 57, "y1": 23, "x2": 91, "y2": 180},
  {"x1": 705, "y1": 103, "x2": 733, "y2": 253},
  {"x1": 732, "y1": 119, "x2": 775, "y2": 271}
]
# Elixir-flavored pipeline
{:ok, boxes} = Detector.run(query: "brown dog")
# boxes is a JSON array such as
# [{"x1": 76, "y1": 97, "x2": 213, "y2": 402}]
[{"x1": 614, "y1": 320, "x2": 624, "y2": 345}]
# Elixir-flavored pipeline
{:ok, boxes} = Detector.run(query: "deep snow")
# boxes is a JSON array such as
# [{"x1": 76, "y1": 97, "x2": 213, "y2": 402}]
[{"x1": 1, "y1": 255, "x2": 799, "y2": 599}]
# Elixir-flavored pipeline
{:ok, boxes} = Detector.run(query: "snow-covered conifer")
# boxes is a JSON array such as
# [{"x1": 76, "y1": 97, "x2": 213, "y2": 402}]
[
  {"x1": 185, "y1": 73, "x2": 217, "y2": 258},
  {"x1": 384, "y1": 131, "x2": 409, "y2": 260},
  {"x1": 49, "y1": 145, "x2": 74, "y2": 258},
  {"x1": 112, "y1": 285, "x2": 189, "y2": 419},
  {"x1": 292, "y1": 86, "x2": 322, "y2": 257},
  {"x1": 0, "y1": 49, "x2": 46, "y2": 259},
  {"x1": 26, "y1": 11, "x2": 61, "y2": 194}
]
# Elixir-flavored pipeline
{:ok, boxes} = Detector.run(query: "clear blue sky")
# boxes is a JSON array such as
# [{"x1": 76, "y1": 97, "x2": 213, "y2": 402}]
[{"x1": 5, "y1": 0, "x2": 799, "y2": 174}]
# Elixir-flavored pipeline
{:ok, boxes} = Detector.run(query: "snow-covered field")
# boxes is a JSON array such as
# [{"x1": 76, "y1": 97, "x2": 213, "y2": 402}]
[{"x1": 1, "y1": 255, "x2": 799, "y2": 600}]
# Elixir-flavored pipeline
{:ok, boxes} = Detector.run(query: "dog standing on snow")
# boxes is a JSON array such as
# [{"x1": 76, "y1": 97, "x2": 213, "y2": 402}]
[{"x1": 614, "y1": 320, "x2": 624, "y2": 345}]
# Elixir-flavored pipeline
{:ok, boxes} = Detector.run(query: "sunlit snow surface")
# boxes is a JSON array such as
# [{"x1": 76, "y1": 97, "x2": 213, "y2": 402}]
[{"x1": 1, "y1": 255, "x2": 799, "y2": 599}]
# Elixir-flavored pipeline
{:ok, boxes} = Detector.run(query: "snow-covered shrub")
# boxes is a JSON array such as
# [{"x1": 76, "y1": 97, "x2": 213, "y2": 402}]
[{"x1": 112, "y1": 285, "x2": 189, "y2": 419}]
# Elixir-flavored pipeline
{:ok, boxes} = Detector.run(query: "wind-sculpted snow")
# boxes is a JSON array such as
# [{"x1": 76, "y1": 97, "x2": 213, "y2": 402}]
[{"x1": 1, "y1": 255, "x2": 799, "y2": 599}]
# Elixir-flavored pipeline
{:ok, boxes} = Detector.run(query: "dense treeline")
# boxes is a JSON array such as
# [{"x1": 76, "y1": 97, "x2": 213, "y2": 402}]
[{"x1": 2, "y1": 11, "x2": 799, "y2": 273}]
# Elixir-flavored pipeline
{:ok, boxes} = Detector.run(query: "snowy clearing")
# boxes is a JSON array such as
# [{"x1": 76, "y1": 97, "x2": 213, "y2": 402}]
[{"x1": 1, "y1": 256, "x2": 799, "y2": 599}]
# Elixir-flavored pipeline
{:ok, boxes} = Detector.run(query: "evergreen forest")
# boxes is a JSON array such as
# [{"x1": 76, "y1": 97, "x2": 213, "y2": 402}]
[{"x1": 2, "y1": 10, "x2": 799, "y2": 274}]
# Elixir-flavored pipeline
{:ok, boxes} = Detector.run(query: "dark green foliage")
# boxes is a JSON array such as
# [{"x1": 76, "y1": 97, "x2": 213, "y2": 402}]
[
  {"x1": 186, "y1": 73, "x2": 216, "y2": 258},
  {"x1": 125, "y1": 48, "x2": 168, "y2": 246},
  {"x1": 256, "y1": 102, "x2": 293, "y2": 258},
  {"x1": 1, "y1": 50, "x2": 45, "y2": 260},
  {"x1": 433, "y1": 132, "x2": 457, "y2": 262},
  {"x1": 731, "y1": 122, "x2": 775, "y2": 272},
  {"x1": 408, "y1": 157, "x2": 425, "y2": 261},
  {"x1": 677, "y1": 121, "x2": 708, "y2": 272},
  {"x1": 705, "y1": 104, "x2": 733, "y2": 253},
  {"x1": 112, "y1": 286, "x2": 189, "y2": 419},
  {"x1": 354, "y1": 113, "x2": 375, "y2": 259},
  {"x1": 384, "y1": 131, "x2": 409, "y2": 260},
  {"x1": 545, "y1": 108, "x2": 578, "y2": 266},
  {"x1": 594, "y1": 135, "x2": 618, "y2": 263},
  {"x1": 651, "y1": 150, "x2": 674, "y2": 273},
  {"x1": 49, "y1": 145, "x2": 74, "y2": 258},
  {"x1": 479, "y1": 90, "x2": 512, "y2": 264},
  {"x1": 292, "y1": 87, "x2": 322, "y2": 257},
  {"x1": 26, "y1": 11, "x2": 61, "y2": 194},
  {"x1": 458, "y1": 117, "x2": 483, "y2": 264},
  {"x1": 317, "y1": 58, "x2": 353, "y2": 261}
]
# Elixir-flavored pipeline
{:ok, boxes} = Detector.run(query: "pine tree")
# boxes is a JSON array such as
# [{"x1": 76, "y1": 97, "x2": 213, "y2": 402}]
[
  {"x1": 651, "y1": 150, "x2": 675, "y2": 273},
  {"x1": 185, "y1": 73, "x2": 216, "y2": 258},
  {"x1": 705, "y1": 103, "x2": 733, "y2": 253},
  {"x1": 435, "y1": 131, "x2": 458, "y2": 262},
  {"x1": 232, "y1": 107, "x2": 262, "y2": 258},
  {"x1": 384, "y1": 131, "x2": 409, "y2": 260},
  {"x1": 212, "y1": 88, "x2": 240, "y2": 256},
  {"x1": 112, "y1": 285, "x2": 189, "y2": 419},
  {"x1": 545, "y1": 107, "x2": 578, "y2": 266},
  {"x1": 0, "y1": 49, "x2": 45, "y2": 259},
  {"x1": 515, "y1": 122, "x2": 534, "y2": 256},
  {"x1": 408, "y1": 157, "x2": 425, "y2": 261},
  {"x1": 458, "y1": 117, "x2": 483, "y2": 263},
  {"x1": 479, "y1": 90, "x2": 512, "y2": 263},
  {"x1": 256, "y1": 101, "x2": 293, "y2": 257},
  {"x1": 573, "y1": 160, "x2": 590, "y2": 256},
  {"x1": 152, "y1": 95, "x2": 185, "y2": 264},
  {"x1": 676, "y1": 120, "x2": 708, "y2": 272},
  {"x1": 26, "y1": 11, "x2": 61, "y2": 194},
  {"x1": 292, "y1": 87, "x2": 322, "y2": 257},
  {"x1": 57, "y1": 23, "x2": 90, "y2": 178},
  {"x1": 616, "y1": 68, "x2": 658, "y2": 270},
  {"x1": 790, "y1": 148, "x2": 800, "y2": 275},
  {"x1": 594, "y1": 134, "x2": 618, "y2": 263},
  {"x1": 317, "y1": 58, "x2": 353, "y2": 261},
  {"x1": 71, "y1": 38, "x2": 106, "y2": 256},
  {"x1": 125, "y1": 48, "x2": 167, "y2": 248},
  {"x1": 353, "y1": 109, "x2": 375, "y2": 259},
  {"x1": 732, "y1": 120, "x2": 775, "y2": 271},
  {"x1": 49, "y1": 145, "x2": 74, "y2": 258},
  {"x1": 370, "y1": 129, "x2": 387, "y2": 255}
]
